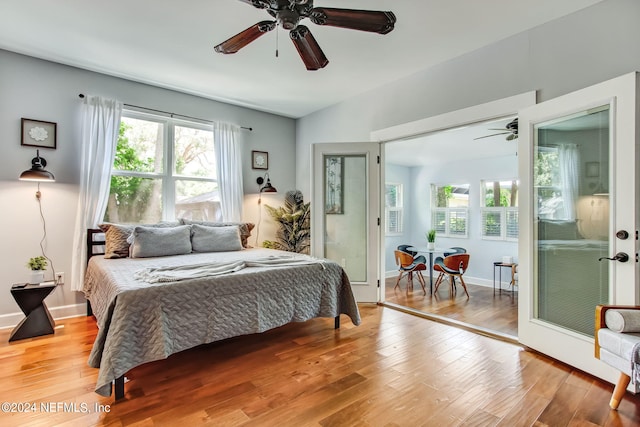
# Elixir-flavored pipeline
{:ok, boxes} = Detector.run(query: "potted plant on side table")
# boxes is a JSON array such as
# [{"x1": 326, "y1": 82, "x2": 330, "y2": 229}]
[{"x1": 26, "y1": 256, "x2": 48, "y2": 284}]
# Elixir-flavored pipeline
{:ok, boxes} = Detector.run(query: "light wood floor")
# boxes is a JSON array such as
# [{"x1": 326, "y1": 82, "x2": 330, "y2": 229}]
[
  {"x1": 1, "y1": 306, "x2": 639, "y2": 426},
  {"x1": 385, "y1": 275, "x2": 518, "y2": 338}
]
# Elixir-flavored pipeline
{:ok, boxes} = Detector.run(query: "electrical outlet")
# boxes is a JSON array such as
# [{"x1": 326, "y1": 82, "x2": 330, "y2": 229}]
[{"x1": 56, "y1": 272, "x2": 64, "y2": 285}]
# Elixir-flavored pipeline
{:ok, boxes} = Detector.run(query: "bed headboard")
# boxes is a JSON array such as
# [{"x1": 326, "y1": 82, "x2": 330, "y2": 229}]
[{"x1": 87, "y1": 228, "x2": 105, "y2": 261}]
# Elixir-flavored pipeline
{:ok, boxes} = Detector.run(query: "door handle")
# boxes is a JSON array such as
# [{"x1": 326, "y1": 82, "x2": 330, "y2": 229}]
[{"x1": 598, "y1": 252, "x2": 630, "y2": 263}]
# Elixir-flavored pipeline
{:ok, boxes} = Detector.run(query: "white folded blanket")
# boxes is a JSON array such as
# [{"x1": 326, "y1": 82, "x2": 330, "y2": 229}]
[{"x1": 134, "y1": 255, "x2": 325, "y2": 283}]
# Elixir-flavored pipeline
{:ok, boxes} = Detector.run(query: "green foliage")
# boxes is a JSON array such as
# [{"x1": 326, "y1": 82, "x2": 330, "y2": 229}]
[
  {"x1": 436, "y1": 185, "x2": 453, "y2": 207},
  {"x1": 426, "y1": 229, "x2": 436, "y2": 242},
  {"x1": 263, "y1": 190, "x2": 311, "y2": 254},
  {"x1": 485, "y1": 189, "x2": 511, "y2": 207},
  {"x1": 27, "y1": 256, "x2": 48, "y2": 270},
  {"x1": 105, "y1": 122, "x2": 155, "y2": 222}
]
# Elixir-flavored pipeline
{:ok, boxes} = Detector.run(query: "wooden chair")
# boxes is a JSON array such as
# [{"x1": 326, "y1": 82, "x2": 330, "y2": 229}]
[
  {"x1": 595, "y1": 305, "x2": 640, "y2": 409},
  {"x1": 393, "y1": 250, "x2": 427, "y2": 295},
  {"x1": 433, "y1": 253, "x2": 470, "y2": 298}
]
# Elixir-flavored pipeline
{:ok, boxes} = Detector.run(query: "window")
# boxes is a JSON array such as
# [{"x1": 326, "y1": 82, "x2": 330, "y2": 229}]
[
  {"x1": 534, "y1": 147, "x2": 562, "y2": 219},
  {"x1": 480, "y1": 179, "x2": 519, "y2": 240},
  {"x1": 431, "y1": 184, "x2": 469, "y2": 238},
  {"x1": 104, "y1": 111, "x2": 219, "y2": 224},
  {"x1": 385, "y1": 183, "x2": 403, "y2": 235}
]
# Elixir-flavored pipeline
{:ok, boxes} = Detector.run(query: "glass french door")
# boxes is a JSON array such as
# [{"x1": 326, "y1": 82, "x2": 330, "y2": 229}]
[
  {"x1": 518, "y1": 73, "x2": 639, "y2": 382},
  {"x1": 312, "y1": 143, "x2": 381, "y2": 302}
]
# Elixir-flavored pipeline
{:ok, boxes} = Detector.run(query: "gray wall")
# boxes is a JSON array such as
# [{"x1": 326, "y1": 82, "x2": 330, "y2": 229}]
[
  {"x1": 0, "y1": 50, "x2": 296, "y2": 325},
  {"x1": 296, "y1": 0, "x2": 640, "y2": 195}
]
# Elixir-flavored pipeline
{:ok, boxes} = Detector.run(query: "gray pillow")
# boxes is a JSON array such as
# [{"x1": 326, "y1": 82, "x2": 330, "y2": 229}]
[
  {"x1": 99, "y1": 221, "x2": 180, "y2": 258},
  {"x1": 131, "y1": 225, "x2": 192, "y2": 258},
  {"x1": 180, "y1": 219, "x2": 255, "y2": 248},
  {"x1": 190, "y1": 224, "x2": 243, "y2": 252},
  {"x1": 605, "y1": 309, "x2": 640, "y2": 333}
]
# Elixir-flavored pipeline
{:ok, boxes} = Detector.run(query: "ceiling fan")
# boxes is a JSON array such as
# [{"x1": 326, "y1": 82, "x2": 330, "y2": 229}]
[
  {"x1": 474, "y1": 118, "x2": 519, "y2": 141},
  {"x1": 214, "y1": 0, "x2": 396, "y2": 70}
]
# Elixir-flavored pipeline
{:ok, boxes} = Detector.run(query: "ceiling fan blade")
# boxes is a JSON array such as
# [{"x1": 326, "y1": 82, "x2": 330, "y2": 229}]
[
  {"x1": 290, "y1": 25, "x2": 329, "y2": 71},
  {"x1": 310, "y1": 8, "x2": 396, "y2": 34},
  {"x1": 237, "y1": 0, "x2": 268, "y2": 9},
  {"x1": 473, "y1": 132, "x2": 509, "y2": 140},
  {"x1": 214, "y1": 21, "x2": 275, "y2": 54}
]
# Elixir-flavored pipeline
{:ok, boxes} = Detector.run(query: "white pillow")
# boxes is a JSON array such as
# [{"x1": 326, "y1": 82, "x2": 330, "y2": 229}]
[
  {"x1": 131, "y1": 225, "x2": 192, "y2": 258},
  {"x1": 191, "y1": 224, "x2": 243, "y2": 252},
  {"x1": 605, "y1": 309, "x2": 640, "y2": 333}
]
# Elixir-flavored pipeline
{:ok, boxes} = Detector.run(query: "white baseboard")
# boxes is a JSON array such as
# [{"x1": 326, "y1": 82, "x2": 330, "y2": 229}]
[
  {"x1": 384, "y1": 271, "x2": 513, "y2": 290},
  {"x1": 0, "y1": 303, "x2": 86, "y2": 330}
]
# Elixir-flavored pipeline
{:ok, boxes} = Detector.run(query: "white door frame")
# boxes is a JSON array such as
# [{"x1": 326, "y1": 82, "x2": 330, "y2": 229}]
[
  {"x1": 518, "y1": 72, "x2": 640, "y2": 383},
  {"x1": 311, "y1": 143, "x2": 381, "y2": 302}
]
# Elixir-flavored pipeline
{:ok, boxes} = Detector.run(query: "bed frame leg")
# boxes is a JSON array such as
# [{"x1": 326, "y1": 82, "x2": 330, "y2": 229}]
[
  {"x1": 114, "y1": 376, "x2": 125, "y2": 400},
  {"x1": 334, "y1": 315, "x2": 340, "y2": 329},
  {"x1": 86, "y1": 300, "x2": 93, "y2": 317}
]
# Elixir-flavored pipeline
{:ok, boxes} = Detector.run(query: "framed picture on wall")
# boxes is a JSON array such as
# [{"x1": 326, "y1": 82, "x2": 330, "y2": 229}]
[
  {"x1": 252, "y1": 151, "x2": 268, "y2": 169},
  {"x1": 586, "y1": 161, "x2": 600, "y2": 178},
  {"x1": 21, "y1": 118, "x2": 57, "y2": 149}
]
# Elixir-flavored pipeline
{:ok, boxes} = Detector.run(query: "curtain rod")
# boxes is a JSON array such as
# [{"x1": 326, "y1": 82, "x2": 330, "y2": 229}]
[{"x1": 78, "y1": 94, "x2": 252, "y2": 131}]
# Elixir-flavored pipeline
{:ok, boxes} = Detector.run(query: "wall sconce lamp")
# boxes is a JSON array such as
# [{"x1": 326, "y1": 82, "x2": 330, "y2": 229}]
[
  {"x1": 257, "y1": 173, "x2": 277, "y2": 194},
  {"x1": 19, "y1": 150, "x2": 55, "y2": 182},
  {"x1": 255, "y1": 173, "x2": 277, "y2": 246},
  {"x1": 18, "y1": 149, "x2": 57, "y2": 283}
]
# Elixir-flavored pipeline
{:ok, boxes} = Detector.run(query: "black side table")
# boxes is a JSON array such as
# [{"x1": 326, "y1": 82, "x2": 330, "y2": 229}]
[
  {"x1": 493, "y1": 262, "x2": 518, "y2": 295},
  {"x1": 9, "y1": 283, "x2": 56, "y2": 341}
]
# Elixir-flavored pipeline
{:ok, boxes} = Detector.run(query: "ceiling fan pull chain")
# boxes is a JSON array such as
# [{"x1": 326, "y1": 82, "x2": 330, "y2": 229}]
[{"x1": 275, "y1": 22, "x2": 279, "y2": 58}]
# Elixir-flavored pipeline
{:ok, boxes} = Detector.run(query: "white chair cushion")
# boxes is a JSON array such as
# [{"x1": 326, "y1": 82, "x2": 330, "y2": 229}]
[{"x1": 598, "y1": 328, "x2": 640, "y2": 360}]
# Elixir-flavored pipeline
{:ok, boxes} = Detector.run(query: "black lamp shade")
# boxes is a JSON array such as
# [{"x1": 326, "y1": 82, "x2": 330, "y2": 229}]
[
  {"x1": 257, "y1": 174, "x2": 277, "y2": 193},
  {"x1": 19, "y1": 150, "x2": 55, "y2": 182}
]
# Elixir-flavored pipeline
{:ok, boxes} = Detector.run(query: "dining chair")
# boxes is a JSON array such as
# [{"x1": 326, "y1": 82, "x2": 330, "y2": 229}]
[
  {"x1": 393, "y1": 250, "x2": 427, "y2": 294},
  {"x1": 433, "y1": 247, "x2": 467, "y2": 293},
  {"x1": 433, "y1": 253, "x2": 471, "y2": 298},
  {"x1": 397, "y1": 244, "x2": 417, "y2": 257}
]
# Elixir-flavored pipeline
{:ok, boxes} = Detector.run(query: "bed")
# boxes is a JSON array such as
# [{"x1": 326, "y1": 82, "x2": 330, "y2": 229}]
[{"x1": 83, "y1": 223, "x2": 361, "y2": 400}]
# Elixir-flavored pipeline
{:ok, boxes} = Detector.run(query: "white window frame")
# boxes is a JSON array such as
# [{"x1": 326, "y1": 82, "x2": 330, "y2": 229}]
[
  {"x1": 480, "y1": 179, "x2": 519, "y2": 241},
  {"x1": 431, "y1": 184, "x2": 469, "y2": 238},
  {"x1": 385, "y1": 182, "x2": 403, "y2": 235},
  {"x1": 109, "y1": 109, "x2": 218, "y2": 222}
]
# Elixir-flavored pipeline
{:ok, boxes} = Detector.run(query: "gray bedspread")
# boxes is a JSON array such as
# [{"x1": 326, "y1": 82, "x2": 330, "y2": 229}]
[{"x1": 83, "y1": 248, "x2": 361, "y2": 397}]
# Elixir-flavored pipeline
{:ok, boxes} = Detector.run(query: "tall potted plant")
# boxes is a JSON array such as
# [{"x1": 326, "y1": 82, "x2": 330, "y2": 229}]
[
  {"x1": 263, "y1": 190, "x2": 311, "y2": 254},
  {"x1": 26, "y1": 255, "x2": 48, "y2": 284}
]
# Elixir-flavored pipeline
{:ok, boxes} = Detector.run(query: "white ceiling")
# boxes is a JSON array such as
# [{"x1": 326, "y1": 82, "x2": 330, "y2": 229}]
[
  {"x1": 385, "y1": 116, "x2": 518, "y2": 167},
  {"x1": 0, "y1": 0, "x2": 603, "y2": 118}
]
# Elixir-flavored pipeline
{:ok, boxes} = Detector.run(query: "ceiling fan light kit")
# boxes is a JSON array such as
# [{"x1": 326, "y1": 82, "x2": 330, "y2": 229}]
[{"x1": 214, "y1": 0, "x2": 396, "y2": 70}]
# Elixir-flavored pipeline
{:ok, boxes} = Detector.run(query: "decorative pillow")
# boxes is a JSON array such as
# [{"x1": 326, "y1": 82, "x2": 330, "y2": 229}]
[
  {"x1": 99, "y1": 222, "x2": 180, "y2": 258},
  {"x1": 180, "y1": 219, "x2": 255, "y2": 248},
  {"x1": 130, "y1": 225, "x2": 192, "y2": 258},
  {"x1": 99, "y1": 223, "x2": 134, "y2": 259},
  {"x1": 191, "y1": 224, "x2": 243, "y2": 252},
  {"x1": 605, "y1": 309, "x2": 640, "y2": 333}
]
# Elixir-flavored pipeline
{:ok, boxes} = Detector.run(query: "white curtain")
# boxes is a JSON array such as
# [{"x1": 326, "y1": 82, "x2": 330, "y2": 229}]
[
  {"x1": 70, "y1": 96, "x2": 123, "y2": 291},
  {"x1": 213, "y1": 122, "x2": 243, "y2": 222},
  {"x1": 558, "y1": 143, "x2": 580, "y2": 220}
]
